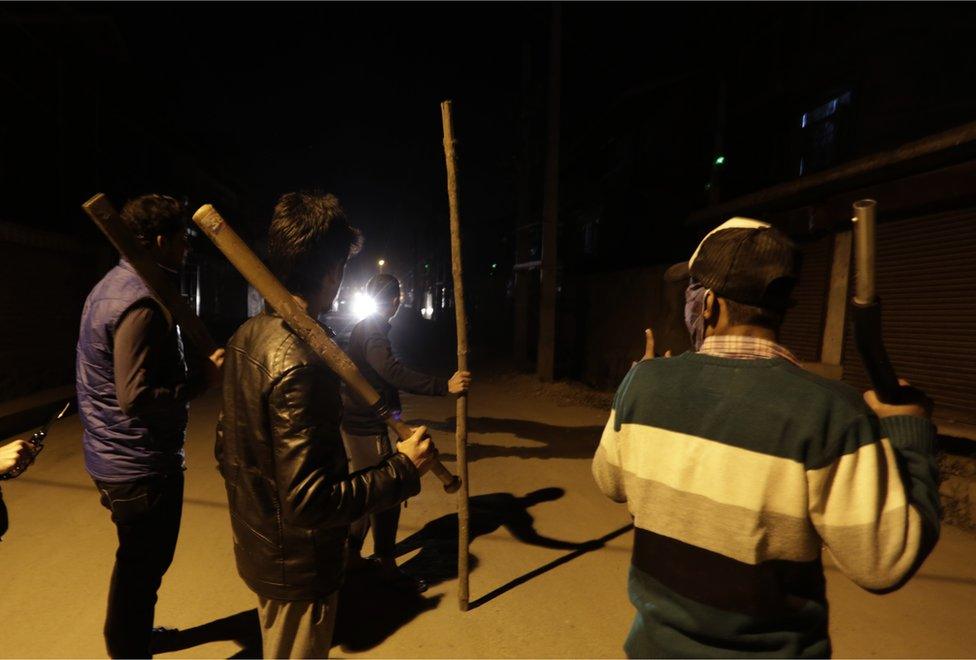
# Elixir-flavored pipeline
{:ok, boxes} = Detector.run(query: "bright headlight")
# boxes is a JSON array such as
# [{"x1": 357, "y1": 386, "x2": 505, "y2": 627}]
[
  {"x1": 421, "y1": 290, "x2": 434, "y2": 320},
  {"x1": 351, "y1": 291, "x2": 377, "y2": 320}
]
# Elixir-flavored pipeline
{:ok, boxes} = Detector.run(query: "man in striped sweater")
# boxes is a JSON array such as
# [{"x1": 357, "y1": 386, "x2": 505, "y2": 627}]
[{"x1": 593, "y1": 218, "x2": 941, "y2": 658}]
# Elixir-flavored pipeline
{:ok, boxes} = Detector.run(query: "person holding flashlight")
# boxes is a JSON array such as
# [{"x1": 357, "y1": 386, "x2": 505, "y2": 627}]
[{"x1": 341, "y1": 273, "x2": 472, "y2": 592}]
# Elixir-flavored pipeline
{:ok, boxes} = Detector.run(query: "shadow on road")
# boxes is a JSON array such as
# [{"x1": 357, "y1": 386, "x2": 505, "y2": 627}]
[
  {"x1": 333, "y1": 572, "x2": 443, "y2": 653},
  {"x1": 80, "y1": 489, "x2": 630, "y2": 656},
  {"x1": 407, "y1": 417, "x2": 605, "y2": 461},
  {"x1": 150, "y1": 575, "x2": 444, "y2": 657},
  {"x1": 151, "y1": 587, "x2": 446, "y2": 657},
  {"x1": 152, "y1": 609, "x2": 261, "y2": 659},
  {"x1": 392, "y1": 487, "x2": 624, "y2": 610},
  {"x1": 469, "y1": 522, "x2": 633, "y2": 609},
  {"x1": 395, "y1": 488, "x2": 583, "y2": 586}
]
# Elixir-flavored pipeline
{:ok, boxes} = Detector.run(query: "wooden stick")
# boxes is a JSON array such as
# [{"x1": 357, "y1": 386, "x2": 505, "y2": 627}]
[
  {"x1": 81, "y1": 193, "x2": 218, "y2": 356},
  {"x1": 441, "y1": 99, "x2": 471, "y2": 611},
  {"x1": 191, "y1": 204, "x2": 461, "y2": 493}
]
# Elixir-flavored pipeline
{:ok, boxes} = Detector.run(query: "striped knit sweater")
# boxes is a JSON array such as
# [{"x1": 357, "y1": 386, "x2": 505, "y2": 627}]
[{"x1": 592, "y1": 351, "x2": 941, "y2": 658}]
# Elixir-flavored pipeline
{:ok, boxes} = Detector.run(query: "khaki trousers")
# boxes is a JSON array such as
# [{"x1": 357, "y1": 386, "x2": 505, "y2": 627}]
[
  {"x1": 257, "y1": 592, "x2": 339, "y2": 659},
  {"x1": 341, "y1": 429, "x2": 400, "y2": 557}
]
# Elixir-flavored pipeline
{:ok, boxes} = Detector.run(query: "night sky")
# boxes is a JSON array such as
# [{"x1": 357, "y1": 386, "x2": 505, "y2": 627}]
[
  {"x1": 83, "y1": 3, "x2": 541, "y2": 282},
  {"x1": 5, "y1": 3, "x2": 976, "y2": 284},
  {"x1": 2, "y1": 3, "x2": 750, "y2": 273}
]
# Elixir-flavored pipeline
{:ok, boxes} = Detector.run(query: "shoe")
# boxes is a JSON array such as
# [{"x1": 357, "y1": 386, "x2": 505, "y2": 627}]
[
  {"x1": 346, "y1": 554, "x2": 383, "y2": 574},
  {"x1": 378, "y1": 565, "x2": 429, "y2": 594}
]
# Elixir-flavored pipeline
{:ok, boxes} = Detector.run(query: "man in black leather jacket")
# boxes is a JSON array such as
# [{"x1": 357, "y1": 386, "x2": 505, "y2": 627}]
[{"x1": 216, "y1": 191, "x2": 438, "y2": 659}]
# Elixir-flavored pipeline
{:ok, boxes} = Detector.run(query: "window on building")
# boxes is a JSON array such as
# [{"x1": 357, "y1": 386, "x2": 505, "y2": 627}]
[
  {"x1": 582, "y1": 218, "x2": 599, "y2": 256},
  {"x1": 798, "y1": 90, "x2": 853, "y2": 176}
]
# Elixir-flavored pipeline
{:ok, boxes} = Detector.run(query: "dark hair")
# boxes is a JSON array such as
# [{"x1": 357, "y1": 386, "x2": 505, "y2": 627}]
[
  {"x1": 267, "y1": 191, "x2": 363, "y2": 297},
  {"x1": 120, "y1": 194, "x2": 187, "y2": 248},
  {"x1": 366, "y1": 273, "x2": 400, "y2": 301},
  {"x1": 722, "y1": 298, "x2": 785, "y2": 330}
]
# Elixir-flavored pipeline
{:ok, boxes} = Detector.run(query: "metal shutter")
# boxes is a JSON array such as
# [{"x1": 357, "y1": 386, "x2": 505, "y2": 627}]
[
  {"x1": 843, "y1": 208, "x2": 976, "y2": 425},
  {"x1": 779, "y1": 235, "x2": 832, "y2": 362}
]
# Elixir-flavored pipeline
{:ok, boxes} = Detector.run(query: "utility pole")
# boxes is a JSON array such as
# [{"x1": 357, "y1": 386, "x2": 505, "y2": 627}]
[
  {"x1": 513, "y1": 40, "x2": 534, "y2": 368},
  {"x1": 537, "y1": 1, "x2": 561, "y2": 382},
  {"x1": 707, "y1": 79, "x2": 727, "y2": 205}
]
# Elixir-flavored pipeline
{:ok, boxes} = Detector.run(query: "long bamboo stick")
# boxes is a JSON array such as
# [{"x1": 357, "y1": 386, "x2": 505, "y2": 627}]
[{"x1": 441, "y1": 99, "x2": 471, "y2": 611}]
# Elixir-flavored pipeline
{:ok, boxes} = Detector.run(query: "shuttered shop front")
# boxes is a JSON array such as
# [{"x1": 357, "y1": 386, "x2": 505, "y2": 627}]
[
  {"x1": 779, "y1": 235, "x2": 832, "y2": 363},
  {"x1": 842, "y1": 209, "x2": 976, "y2": 425}
]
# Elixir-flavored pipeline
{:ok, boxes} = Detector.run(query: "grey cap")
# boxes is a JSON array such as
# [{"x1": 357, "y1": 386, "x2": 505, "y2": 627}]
[{"x1": 666, "y1": 217, "x2": 799, "y2": 310}]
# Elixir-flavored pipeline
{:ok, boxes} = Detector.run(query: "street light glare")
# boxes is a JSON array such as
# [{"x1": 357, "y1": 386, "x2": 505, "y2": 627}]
[
  {"x1": 351, "y1": 291, "x2": 378, "y2": 320},
  {"x1": 378, "y1": 259, "x2": 386, "y2": 267}
]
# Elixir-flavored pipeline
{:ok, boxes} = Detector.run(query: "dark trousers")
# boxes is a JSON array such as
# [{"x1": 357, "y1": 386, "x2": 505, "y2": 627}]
[
  {"x1": 95, "y1": 472, "x2": 184, "y2": 658},
  {"x1": 0, "y1": 486, "x2": 8, "y2": 540},
  {"x1": 341, "y1": 430, "x2": 400, "y2": 557}
]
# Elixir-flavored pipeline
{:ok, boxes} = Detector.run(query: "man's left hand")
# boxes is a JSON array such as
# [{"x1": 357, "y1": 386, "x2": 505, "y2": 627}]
[
  {"x1": 204, "y1": 348, "x2": 226, "y2": 389},
  {"x1": 448, "y1": 370, "x2": 472, "y2": 395},
  {"x1": 635, "y1": 328, "x2": 671, "y2": 366}
]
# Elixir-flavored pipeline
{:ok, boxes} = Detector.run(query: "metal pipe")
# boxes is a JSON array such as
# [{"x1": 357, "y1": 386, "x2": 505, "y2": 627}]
[{"x1": 852, "y1": 199, "x2": 877, "y2": 304}]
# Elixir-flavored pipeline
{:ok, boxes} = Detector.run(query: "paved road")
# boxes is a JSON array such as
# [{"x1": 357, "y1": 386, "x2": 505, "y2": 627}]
[{"x1": 2, "y1": 375, "x2": 974, "y2": 658}]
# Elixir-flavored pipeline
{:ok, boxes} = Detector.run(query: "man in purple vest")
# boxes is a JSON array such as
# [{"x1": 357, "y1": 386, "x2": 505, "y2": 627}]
[{"x1": 76, "y1": 194, "x2": 224, "y2": 658}]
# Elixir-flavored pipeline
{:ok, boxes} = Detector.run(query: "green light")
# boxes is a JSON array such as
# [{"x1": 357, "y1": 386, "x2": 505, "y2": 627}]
[
  {"x1": 714, "y1": 155, "x2": 725, "y2": 166},
  {"x1": 491, "y1": 263, "x2": 497, "y2": 269}
]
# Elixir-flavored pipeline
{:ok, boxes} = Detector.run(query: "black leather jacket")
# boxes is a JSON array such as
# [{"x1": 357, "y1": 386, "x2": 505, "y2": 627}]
[{"x1": 216, "y1": 312, "x2": 421, "y2": 600}]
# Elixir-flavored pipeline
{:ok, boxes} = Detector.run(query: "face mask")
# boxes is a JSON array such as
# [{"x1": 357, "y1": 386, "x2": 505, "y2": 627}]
[{"x1": 684, "y1": 281, "x2": 708, "y2": 351}]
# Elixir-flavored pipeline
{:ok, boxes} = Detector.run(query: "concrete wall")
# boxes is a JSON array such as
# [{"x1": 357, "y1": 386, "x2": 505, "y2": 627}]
[{"x1": 0, "y1": 221, "x2": 111, "y2": 404}]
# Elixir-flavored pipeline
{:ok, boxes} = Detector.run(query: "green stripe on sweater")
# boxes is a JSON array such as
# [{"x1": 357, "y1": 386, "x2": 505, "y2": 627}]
[{"x1": 615, "y1": 353, "x2": 879, "y2": 470}]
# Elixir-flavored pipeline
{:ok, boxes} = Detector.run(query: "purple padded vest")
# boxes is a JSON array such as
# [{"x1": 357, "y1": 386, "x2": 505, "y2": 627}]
[{"x1": 76, "y1": 260, "x2": 188, "y2": 482}]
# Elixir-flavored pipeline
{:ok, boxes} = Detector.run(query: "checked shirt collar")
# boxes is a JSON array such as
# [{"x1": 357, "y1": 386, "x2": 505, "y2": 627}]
[{"x1": 699, "y1": 335, "x2": 800, "y2": 367}]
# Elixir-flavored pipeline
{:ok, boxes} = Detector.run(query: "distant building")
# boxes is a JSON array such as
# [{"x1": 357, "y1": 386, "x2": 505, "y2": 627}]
[
  {"x1": 686, "y1": 5, "x2": 976, "y2": 437},
  {"x1": 0, "y1": 10, "x2": 248, "y2": 407},
  {"x1": 515, "y1": 4, "x2": 976, "y2": 437}
]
